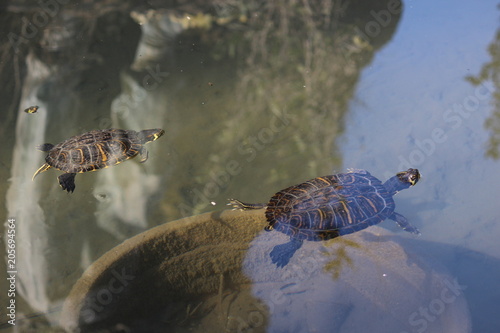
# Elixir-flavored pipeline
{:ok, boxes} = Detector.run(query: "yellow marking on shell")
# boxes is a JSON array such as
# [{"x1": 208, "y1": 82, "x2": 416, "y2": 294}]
[
  {"x1": 317, "y1": 208, "x2": 326, "y2": 229},
  {"x1": 316, "y1": 177, "x2": 332, "y2": 186},
  {"x1": 365, "y1": 197, "x2": 377, "y2": 212},
  {"x1": 59, "y1": 151, "x2": 68, "y2": 164},
  {"x1": 76, "y1": 149, "x2": 85, "y2": 163},
  {"x1": 340, "y1": 200, "x2": 353, "y2": 225},
  {"x1": 97, "y1": 143, "x2": 108, "y2": 162},
  {"x1": 305, "y1": 181, "x2": 320, "y2": 190}
]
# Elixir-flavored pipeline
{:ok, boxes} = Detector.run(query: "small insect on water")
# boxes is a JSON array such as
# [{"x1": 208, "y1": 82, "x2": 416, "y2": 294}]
[
  {"x1": 24, "y1": 106, "x2": 39, "y2": 114},
  {"x1": 229, "y1": 169, "x2": 421, "y2": 268},
  {"x1": 32, "y1": 128, "x2": 165, "y2": 193}
]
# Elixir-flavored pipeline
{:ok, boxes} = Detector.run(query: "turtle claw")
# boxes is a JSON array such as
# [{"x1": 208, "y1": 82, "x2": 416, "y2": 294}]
[
  {"x1": 390, "y1": 212, "x2": 420, "y2": 235},
  {"x1": 227, "y1": 199, "x2": 244, "y2": 210},
  {"x1": 270, "y1": 239, "x2": 303, "y2": 268},
  {"x1": 139, "y1": 147, "x2": 149, "y2": 163},
  {"x1": 227, "y1": 199, "x2": 266, "y2": 210},
  {"x1": 405, "y1": 226, "x2": 421, "y2": 236}
]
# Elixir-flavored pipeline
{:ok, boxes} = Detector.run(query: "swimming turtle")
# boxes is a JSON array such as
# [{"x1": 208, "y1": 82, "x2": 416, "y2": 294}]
[
  {"x1": 229, "y1": 168, "x2": 421, "y2": 267},
  {"x1": 24, "y1": 105, "x2": 39, "y2": 114},
  {"x1": 32, "y1": 128, "x2": 164, "y2": 193}
]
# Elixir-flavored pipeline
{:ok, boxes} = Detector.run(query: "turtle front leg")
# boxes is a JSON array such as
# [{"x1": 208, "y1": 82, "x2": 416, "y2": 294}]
[
  {"x1": 389, "y1": 212, "x2": 420, "y2": 235},
  {"x1": 228, "y1": 199, "x2": 267, "y2": 210},
  {"x1": 58, "y1": 173, "x2": 77, "y2": 193}
]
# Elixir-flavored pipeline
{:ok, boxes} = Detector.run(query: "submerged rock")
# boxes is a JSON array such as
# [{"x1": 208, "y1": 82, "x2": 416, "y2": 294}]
[{"x1": 61, "y1": 209, "x2": 471, "y2": 333}]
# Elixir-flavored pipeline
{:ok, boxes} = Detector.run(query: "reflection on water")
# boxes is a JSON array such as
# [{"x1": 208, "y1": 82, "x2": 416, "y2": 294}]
[{"x1": 1, "y1": 0, "x2": 497, "y2": 331}]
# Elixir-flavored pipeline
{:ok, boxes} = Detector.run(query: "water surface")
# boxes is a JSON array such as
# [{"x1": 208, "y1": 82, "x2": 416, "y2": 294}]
[{"x1": 0, "y1": 0, "x2": 499, "y2": 332}]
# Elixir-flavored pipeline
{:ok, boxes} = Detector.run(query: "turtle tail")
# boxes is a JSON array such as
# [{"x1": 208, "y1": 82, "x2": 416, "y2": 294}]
[
  {"x1": 227, "y1": 199, "x2": 266, "y2": 210},
  {"x1": 32, "y1": 163, "x2": 51, "y2": 180}
]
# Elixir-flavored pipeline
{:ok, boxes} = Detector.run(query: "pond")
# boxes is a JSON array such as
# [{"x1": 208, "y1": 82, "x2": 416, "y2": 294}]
[{"x1": 0, "y1": 0, "x2": 499, "y2": 332}]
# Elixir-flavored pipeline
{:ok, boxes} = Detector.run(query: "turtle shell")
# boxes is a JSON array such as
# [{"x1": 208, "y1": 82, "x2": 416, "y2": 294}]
[
  {"x1": 265, "y1": 171, "x2": 395, "y2": 241},
  {"x1": 45, "y1": 129, "x2": 144, "y2": 173}
]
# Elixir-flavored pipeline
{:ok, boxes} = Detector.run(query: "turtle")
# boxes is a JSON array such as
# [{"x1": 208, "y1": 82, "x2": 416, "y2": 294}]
[
  {"x1": 32, "y1": 128, "x2": 165, "y2": 193},
  {"x1": 229, "y1": 168, "x2": 421, "y2": 268},
  {"x1": 24, "y1": 105, "x2": 39, "y2": 114}
]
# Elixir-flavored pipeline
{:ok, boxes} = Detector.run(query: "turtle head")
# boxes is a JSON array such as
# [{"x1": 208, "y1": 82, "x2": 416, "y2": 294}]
[
  {"x1": 397, "y1": 168, "x2": 420, "y2": 186},
  {"x1": 385, "y1": 168, "x2": 420, "y2": 195},
  {"x1": 139, "y1": 129, "x2": 165, "y2": 144}
]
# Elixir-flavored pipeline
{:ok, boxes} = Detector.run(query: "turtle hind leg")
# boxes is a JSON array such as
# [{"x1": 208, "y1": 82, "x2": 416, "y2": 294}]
[
  {"x1": 270, "y1": 238, "x2": 303, "y2": 268},
  {"x1": 227, "y1": 199, "x2": 266, "y2": 210},
  {"x1": 389, "y1": 212, "x2": 421, "y2": 235},
  {"x1": 58, "y1": 173, "x2": 77, "y2": 193},
  {"x1": 139, "y1": 147, "x2": 149, "y2": 163}
]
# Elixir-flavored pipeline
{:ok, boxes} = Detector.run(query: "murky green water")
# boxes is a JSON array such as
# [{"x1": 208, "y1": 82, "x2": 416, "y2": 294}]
[{"x1": 0, "y1": 0, "x2": 499, "y2": 332}]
